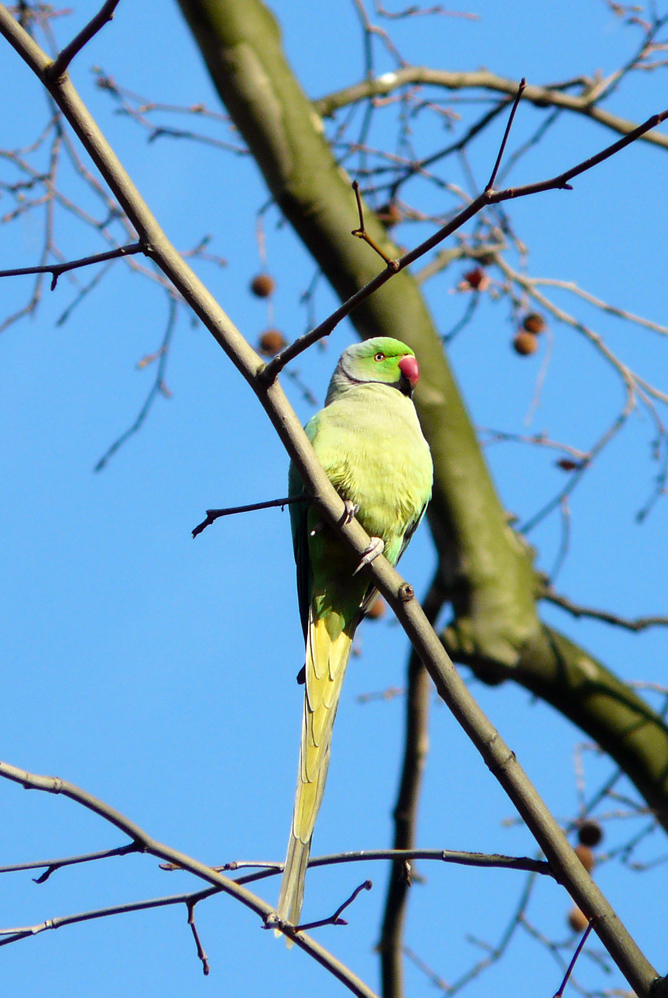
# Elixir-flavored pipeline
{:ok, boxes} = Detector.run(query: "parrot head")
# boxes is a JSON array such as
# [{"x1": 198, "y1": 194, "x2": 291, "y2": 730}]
[{"x1": 326, "y1": 337, "x2": 420, "y2": 403}]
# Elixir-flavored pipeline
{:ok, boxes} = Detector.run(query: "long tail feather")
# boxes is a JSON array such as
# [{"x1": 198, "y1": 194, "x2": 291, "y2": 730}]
[{"x1": 276, "y1": 613, "x2": 353, "y2": 941}]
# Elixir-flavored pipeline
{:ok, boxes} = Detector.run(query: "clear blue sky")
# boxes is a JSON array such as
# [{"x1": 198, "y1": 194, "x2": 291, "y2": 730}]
[{"x1": 0, "y1": 2, "x2": 666, "y2": 996}]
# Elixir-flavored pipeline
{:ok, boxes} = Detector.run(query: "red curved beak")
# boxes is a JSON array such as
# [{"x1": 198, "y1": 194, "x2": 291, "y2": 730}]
[{"x1": 398, "y1": 354, "x2": 420, "y2": 388}]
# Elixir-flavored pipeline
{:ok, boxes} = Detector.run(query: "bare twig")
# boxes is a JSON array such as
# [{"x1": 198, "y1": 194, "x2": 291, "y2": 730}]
[
  {"x1": 554, "y1": 918, "x2": 596, "y2": 997},
  {"x1": 192, "y1": 495, "x2": 310, "y2": 538},
  {"x1": 296, "y1": 880, "x2": 373, "y2": 933},
  {"x1": 0, "y1": 241, "x2": 144, "y2": 289},
  {"x1": 186, "y1": 901, "x2": 210, "y2": 976},
  {"x1": 0, "y1": 888, "x2": 219, "y2": 948},
  {"x1": 0, "y1": 842, "x2": 140, "y2": 883},
  {"x1": 542, "y1": 589, "x2": 668, "y2": 632},
  {"x1": 45, "y1": 0, "x2": 121, "y2": 82},
  {"x1": 485, "y1": 78, "x2": 526, "y2": 191},
  {"x1": 261, "y1": 106, "x2": 668, "y2": 381},
  {"x1": 351, "y1": 179, "x2": 398, "y2": 266}
]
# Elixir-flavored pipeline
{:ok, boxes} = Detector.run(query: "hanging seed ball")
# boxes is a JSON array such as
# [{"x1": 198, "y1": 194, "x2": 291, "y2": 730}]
[
  {"x1": 366, "y1": 596, "x2": 387, "y2": 621},
  {"x1": 376, "y1": 202, "x2": 403, "y2": 227},
  {"x1": 574, "y1": 844, "x2": 595, "y2": 873},
  {"x1": 578, "y1": 820, "x2": 604, "y2": 848},
  {"x1": 250, "y1": 273, "x2": 276, "y2": 298},
  {"x1": 523, "y1": 312, "x2": 546, "y2": 334},
  {"x1": 556, "y1": 458, "x2": 580, "y2": 472},
  {"x1": 567, "y1": 907, "x2": 589, "y2": 933},
  {"x1": 258, "y1": 329, "x2": 287, "y2": 356},
  {"x1": 512, "y1": 331, "x2": 539, "y2": 356},
  {"x1": 464, "y1": 266, "x2": 488, "y2": 290}
]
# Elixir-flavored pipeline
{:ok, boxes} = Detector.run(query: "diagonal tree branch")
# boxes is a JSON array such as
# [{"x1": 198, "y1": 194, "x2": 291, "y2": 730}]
[{"x1": 379, "y1": 580, "x2": 443, "y2": 998}]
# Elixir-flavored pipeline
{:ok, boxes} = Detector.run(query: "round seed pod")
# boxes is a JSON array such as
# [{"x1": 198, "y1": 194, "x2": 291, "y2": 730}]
[
  {"x1": 568, "y1": 907, "x2": 589, "y2": 933},
  {"x1": 376, "y1": 202, "x2": 402, "y2": 227},
  {"x1": 512, "y1": 331, "x2": 538, "y2": 355},
  {"x1": 463, "y1": 266, "x2": 488, "y2": 290},
  {"x1": 250, "y1": 273, "x2": 276, "y2": 298},
  {"x1": 523, "y1": 312, "x2": 546, "y2": 334},
  {"x1": 258, "y1": 329, "x2": 287, "y2": 356},
  {"x1": 578, "y1": 820, "x2": 604, "y2": 848},
  {"x1": 366, "y1": 596, "x2": 386, "y2": 620}
]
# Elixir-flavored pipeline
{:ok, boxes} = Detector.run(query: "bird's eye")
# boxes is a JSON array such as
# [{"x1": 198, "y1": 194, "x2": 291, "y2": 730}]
[{"x1": 374, "y1": 352, "x2": 385, "y2": 362}]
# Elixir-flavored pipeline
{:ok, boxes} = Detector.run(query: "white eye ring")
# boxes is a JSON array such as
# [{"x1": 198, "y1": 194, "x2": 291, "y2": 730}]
[{"x1": 374, "y1": 352, "x2": 385, "y2": 362}]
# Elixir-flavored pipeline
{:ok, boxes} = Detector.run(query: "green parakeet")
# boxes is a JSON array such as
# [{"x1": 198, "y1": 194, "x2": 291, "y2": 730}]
[{"x1": 277, "y1": 337, "x2": 433, "y2": 935}]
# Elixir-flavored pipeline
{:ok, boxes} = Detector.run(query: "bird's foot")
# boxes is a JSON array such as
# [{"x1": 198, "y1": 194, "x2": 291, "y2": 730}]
[
  {"x1": 353, "y1": 536, "x2": 384, "y2": 575},
  {"x1": 341, "y1": 500, "x2": 359, "y2": 526}
]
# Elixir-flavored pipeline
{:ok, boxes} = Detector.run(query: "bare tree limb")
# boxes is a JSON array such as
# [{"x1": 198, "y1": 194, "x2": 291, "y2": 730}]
[
  {"x1": 313, "y1": 68, "x2": 668, "y2": 152},
  {"x1": 379, "y1": 581, "x2": 443, "y2": 998},
  {"x1": 260, "y1": 105, "x2": 667, "y2": 379},
  {"x1": 0, "y1": 760, "x2": 380, "y2": 998},
  {"x1": 0, "y1": 842, "x2": 140, "y2": 883},
  {"x1": 0, "y1": 241, "x2": 144, "y2": 289},
  {"x1": 543, "y1": 589, "x2": 668, "y2": 632}
]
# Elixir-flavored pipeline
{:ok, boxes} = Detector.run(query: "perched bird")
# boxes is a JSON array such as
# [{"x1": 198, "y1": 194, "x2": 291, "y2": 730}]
[{"x1": 277, "y1": 336, "x2": 433, "y2": 935}]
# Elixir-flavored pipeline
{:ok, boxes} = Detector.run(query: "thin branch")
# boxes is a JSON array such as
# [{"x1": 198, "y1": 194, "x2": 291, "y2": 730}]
[
  {"x1": 192, "y1": 494, "x2": 310, "y2": 538},
  {"x1": 305, "y1": 847, "x2": 553, "y2": 877},
  {"x1": 0, "y1": 842, "x2": 140, "y2": 883},
  {"x1": 554, "y1": 922, "x2": 592, "y2": 998},
  {"x1": 45, "y1": 0, "x2": 121, "y2": 82},
  {"x1": 485, "y1": 78, "x2": 526, "y2": 191},
  {"x1": 528, "y1": 277, "x2": 668, "y2": 336},
  {"x1": 314, "y1": 68, "x2": 668, "y2": 152},
  {"x1": 260, "y1": 106, "x2": 667, "y2": 380},
  {"x1": 542, "y1": 589, "x2": 668, "y2": 632},
  {"x1": 0, "y1": 760, "x2": 380, "y2": 998},
  {"x1": 351, "y1": 179, "x2": 399, "y2": 266},
  {"x1": 186, "y1": 901, "x2": 210, "y2": 976},
  {"x1": 296, "y1": 880, "x2": 373, "y2": 933},
  {"x1": 94, "y1": 293, "x2": 177, "y2": 471},
  {"x1": 181, "y1": 847, "x2": 553, "y2": 880},
  {"x1": 0, "y1": 888, "x2": 218, "y2": 948},
  {"x1": 0, "y1": 241, "x2": 144, "y2": 289}
]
